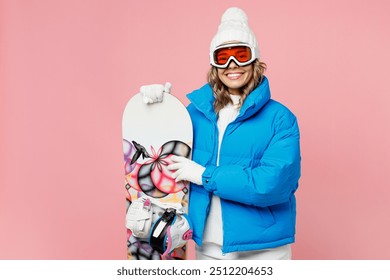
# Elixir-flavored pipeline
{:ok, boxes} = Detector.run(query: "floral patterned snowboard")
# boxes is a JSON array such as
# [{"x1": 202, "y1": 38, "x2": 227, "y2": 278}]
[{"x1": 122, "y1": 92, "x2": 193, "y2": 260}]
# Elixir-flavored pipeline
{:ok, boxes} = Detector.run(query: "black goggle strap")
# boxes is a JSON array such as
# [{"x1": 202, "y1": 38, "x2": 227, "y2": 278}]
[{"x1": 149, "y1": 208, "x2": 176, "y2": 255}]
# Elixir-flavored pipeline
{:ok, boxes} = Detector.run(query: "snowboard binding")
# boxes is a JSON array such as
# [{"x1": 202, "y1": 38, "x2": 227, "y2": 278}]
[{"x1": 126, "y1": 197, "x2": 193, "y2": 258}]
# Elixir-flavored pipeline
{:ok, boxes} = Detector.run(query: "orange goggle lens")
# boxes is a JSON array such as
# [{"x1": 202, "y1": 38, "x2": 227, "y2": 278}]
[{"x1": 214, "y1": 45, "x2": 252, "y2": 65}]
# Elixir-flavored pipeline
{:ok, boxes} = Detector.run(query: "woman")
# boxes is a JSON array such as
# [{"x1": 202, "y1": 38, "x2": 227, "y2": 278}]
[{"x1": 143, "y1": 7, "x2": 301, "y2": 260}]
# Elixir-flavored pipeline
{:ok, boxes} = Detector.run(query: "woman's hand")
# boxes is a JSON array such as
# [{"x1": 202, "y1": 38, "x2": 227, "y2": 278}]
[
  {"x1": 168, "y1": 156, "x2": 206, "y2": 186},
  {"x1": 140, "y1": 82, "x2": 171, "y2": 104}
]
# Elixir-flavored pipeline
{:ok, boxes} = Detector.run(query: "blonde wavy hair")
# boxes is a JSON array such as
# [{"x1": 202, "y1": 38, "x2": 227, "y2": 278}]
[{"x1": 207, "y1": 59, "x2": 267, "y2": 113}]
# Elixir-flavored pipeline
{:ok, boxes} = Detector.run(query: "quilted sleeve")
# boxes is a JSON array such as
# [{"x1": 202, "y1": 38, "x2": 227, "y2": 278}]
[{"x1": 201, "y1": 113, "x2": 301, "y2": 207}]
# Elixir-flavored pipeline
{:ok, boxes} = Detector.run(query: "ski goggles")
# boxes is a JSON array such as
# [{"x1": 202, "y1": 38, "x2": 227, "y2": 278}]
[{"x1": 210, "y1": 43, "x2": 258, "y2": 68}]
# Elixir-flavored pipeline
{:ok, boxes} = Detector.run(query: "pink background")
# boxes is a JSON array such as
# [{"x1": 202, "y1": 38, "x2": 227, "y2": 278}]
[{"x1": 1, "y1": 0, "x2": 390, "y2": 259}]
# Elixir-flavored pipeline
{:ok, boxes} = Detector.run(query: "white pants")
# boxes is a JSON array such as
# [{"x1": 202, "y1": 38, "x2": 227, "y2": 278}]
[{"x1": 196, "y1": 243, "x2": 292, "y2": 260}]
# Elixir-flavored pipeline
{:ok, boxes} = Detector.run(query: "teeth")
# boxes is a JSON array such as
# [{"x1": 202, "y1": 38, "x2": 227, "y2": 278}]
[{"x1": 227, "y1": 73, "x2": 241, "y2": 78}]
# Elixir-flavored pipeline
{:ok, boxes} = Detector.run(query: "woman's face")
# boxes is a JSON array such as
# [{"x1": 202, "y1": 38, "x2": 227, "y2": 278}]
[{"x1": 217, "y1": 60, "x2": 253, "y2": 95}]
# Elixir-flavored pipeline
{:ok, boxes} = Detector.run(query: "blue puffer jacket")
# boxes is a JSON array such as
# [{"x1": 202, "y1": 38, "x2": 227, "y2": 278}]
[{"x1": 186, "y1": 77, "x2": 301, "y2": 254}]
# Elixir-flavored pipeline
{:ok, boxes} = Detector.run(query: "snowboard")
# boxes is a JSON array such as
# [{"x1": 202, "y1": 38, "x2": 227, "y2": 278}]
[{"x1": 122, "y1": 91, "x2": 193, "y2": 260}]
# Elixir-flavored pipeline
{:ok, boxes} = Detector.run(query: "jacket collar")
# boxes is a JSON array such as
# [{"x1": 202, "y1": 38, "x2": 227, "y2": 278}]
[{"x1": 187, "y1": 76, "x2": 271, "y2": 122}]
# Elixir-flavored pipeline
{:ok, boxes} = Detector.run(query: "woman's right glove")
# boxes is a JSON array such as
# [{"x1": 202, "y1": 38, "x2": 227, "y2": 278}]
[
  {"x1": 167, "y1": 156, "x2": 206, "y2": 186},
  {"x1": 140, "y1": 82, "x2": 171, "y2": 104}
]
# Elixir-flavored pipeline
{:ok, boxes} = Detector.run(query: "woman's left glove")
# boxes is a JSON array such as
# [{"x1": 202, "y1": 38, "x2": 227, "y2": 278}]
[{"x1": 168, "y1": 156, "x2": 206, "y2": 185}]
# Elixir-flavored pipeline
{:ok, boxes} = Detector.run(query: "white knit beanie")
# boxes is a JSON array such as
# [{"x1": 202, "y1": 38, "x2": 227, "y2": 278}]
[{"x1": 210, "y1": 7, "x2": 259, "y2": 59}]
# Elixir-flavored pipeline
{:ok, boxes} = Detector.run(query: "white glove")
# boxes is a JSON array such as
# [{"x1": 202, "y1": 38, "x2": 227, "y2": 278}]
[
  {"x1": 140, "y1": 82, "x2": 171, "y2": 104},
  {"x1": 167, "y1": 156, "x2": 206, "y2": 186}
]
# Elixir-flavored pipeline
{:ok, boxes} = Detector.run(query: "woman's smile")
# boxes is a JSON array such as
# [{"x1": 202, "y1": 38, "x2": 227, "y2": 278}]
[{"x1": 217, "y1": 61, "x2": 253, "y2": 95}]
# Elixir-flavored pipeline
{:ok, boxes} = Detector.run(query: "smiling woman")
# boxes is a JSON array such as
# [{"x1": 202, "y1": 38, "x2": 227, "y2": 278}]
[
  {"x1": 1, "y1": 0, "x2": 390, "y2": 261},
  {"x1": 139, "y1": 7, "x2": 301, "y2": 260}
]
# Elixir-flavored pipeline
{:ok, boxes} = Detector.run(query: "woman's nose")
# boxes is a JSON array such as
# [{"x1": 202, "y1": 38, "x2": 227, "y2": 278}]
[{"x1": 227, "y1": 59, "x2": 238, "y2": 69}]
